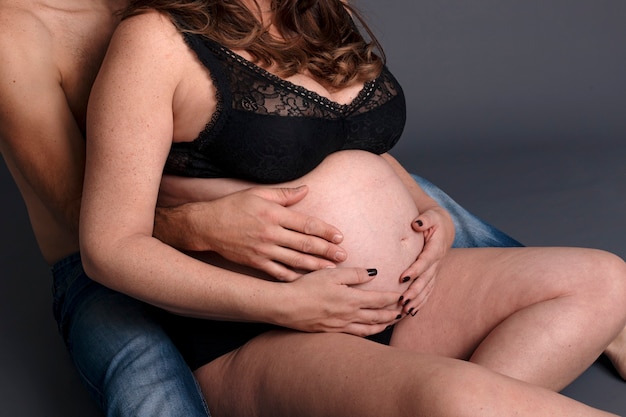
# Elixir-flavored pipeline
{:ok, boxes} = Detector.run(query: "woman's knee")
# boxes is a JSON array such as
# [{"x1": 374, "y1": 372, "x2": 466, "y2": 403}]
[
  {"x1": 572, "y1": 249, "x2": 626, "y2": 330},
  {"x1": 583, "y1": 249, "x2": 626, "y2": 301}
]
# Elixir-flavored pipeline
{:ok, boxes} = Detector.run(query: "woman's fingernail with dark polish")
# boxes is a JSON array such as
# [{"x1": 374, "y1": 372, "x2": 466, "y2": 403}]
[
  {"x1": 396, "y1": 314, "x2": 402, "y2": 320},
  {"x1": 398, "y1": 295, "x2": 404, "y2": 302},
  {"x1": 367, "y1": 268, "x2": 378, "y2": 276},
  {"x1": 416, "y1": 219, "x2": 424, "y2": 227},
  {"x1": 403, "y1": 299, "x2": 411, "y2": 306},
  {"x1": 408, "y1": 308, "x2": 414, "y2": 315},
  {"x1": 402, "y1": 276, "x2": 411, "y2": 283},
  {"x1": 411, "y1": 309, "x2": 419, "y2": 317}
]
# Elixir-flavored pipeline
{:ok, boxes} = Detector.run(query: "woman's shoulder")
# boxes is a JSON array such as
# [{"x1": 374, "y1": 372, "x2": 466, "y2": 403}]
[
  {"x1": 107, "y1": 9, "x2": 189, "y2": 72},
  {"x1": 114, "y1": 9, "x2": 181, "y2": 48},
  {"x1": 99, "y1": 9, "x2": 191, "y2": 97}
]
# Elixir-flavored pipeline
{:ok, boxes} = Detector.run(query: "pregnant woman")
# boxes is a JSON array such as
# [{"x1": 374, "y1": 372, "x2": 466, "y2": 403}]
[{"x1": 80, "y1": 1, "x2": 626, "y2": 415}]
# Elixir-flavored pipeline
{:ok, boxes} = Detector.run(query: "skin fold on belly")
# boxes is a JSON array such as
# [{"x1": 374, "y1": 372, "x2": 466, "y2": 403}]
[{"x1": 160, "y1": 150, "x2": 424, "y2": 293}]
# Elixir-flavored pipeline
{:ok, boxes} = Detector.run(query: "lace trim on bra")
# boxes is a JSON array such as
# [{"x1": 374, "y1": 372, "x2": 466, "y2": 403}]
[
  {"x1": 180, "y1": 32, "x2": 402, "y2": 154},
  {"x1": 215, "y1": 43, "x2": 379, "y2": 116}
]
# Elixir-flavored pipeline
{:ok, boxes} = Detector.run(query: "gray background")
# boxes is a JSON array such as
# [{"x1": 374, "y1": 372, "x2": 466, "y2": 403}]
[{"x1": 1, "y1": 0, "x2": 625, "y2": 415}]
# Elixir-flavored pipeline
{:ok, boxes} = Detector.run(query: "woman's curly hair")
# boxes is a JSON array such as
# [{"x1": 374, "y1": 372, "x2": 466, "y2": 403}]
[{"x1": 121, "y1": 0, "x2": 385, "y2": 87}]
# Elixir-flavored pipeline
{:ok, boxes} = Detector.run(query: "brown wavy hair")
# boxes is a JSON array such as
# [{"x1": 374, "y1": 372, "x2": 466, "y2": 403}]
[{"x1": 121, "y1": 0, "x2": 385, "y2": 87}]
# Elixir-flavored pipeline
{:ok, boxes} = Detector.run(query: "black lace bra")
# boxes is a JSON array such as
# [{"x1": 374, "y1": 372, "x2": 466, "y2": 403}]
[{"x1": 163, "y1": 31, "x2": 407, "y2": 184}]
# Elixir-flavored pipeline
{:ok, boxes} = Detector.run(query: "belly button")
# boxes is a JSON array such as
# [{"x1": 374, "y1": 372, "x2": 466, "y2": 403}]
[{"x1": 400, "y1": 233, "x2": 413, "y2": 243}]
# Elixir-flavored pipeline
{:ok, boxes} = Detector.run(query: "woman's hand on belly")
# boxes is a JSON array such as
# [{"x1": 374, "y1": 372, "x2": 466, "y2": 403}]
[
  {"x1": 395, "y1": 205, "x2": 455, "y2": 316},
  {"x1": 379, "y1": 153, "x2": 456, "y2": 316},
  {"x1": 276, "y1": 266, "x2": 404, "y2": 336}
]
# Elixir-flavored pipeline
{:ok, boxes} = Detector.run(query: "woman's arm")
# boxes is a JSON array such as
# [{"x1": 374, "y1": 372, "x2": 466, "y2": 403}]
[
  {"x1": 80, "y1": 11, "x2": 401, "y2": 334},
  {"x1": 381, "y1": 153, "x2": 455, "y2": 314}
]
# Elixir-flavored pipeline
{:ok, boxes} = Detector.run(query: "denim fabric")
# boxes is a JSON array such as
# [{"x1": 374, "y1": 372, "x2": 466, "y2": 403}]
[
  {"x1": 411, "y1": 174, "x2": 524, "y2": 248},
  {"x1": 51, "y1": 253, "x2": 210, "y2": 417}
]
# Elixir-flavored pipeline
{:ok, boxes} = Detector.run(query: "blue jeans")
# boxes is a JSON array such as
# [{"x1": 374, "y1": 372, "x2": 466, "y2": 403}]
[
  {"x1": 52, "y1": 253, "x2": 211, "y2": 417},
  {"x1": 50, "y1": 175, "x2": 520, "y2": 417},
  {"x1": 412, "y1": 174, "x2": 523, "y2": 248}
]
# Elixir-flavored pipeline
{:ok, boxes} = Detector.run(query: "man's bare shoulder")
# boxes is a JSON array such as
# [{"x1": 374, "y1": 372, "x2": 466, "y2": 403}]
[
  {"x1": 0, "y1": 0, "x2": 54, "y2": 39},
  {"x1": 0, "y1": 1, "x2": 55, "y2": 72},
  {"x1": 0, "y1": 0, "x2": 122, "y2": 73}
]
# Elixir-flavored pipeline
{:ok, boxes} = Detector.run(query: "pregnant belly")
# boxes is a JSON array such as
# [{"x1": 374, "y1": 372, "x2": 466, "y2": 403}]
[
  {"x1": 165, "y1": 150, "x2": 424, "y2": 293},
  {"x1": 282, "y1": 151, "x2": 423, "y2": 292}
]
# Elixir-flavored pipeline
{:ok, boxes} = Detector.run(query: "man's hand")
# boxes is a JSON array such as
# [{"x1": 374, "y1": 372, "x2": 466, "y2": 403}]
[{"x1": 155, "y1": 185, "x2": 347, "y2": 281}]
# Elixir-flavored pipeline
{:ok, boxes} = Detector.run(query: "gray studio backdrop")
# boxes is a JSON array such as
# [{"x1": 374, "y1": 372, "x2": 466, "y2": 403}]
[
  {"x1": 356, "y1": 0, "x2": 626, "y2": 149},
  {"x1": 1, "y1": 1, "x2": 625, "y2": 416},
  {"x1": 356, "y1": 0, "x2": 626, "y2": 256}
]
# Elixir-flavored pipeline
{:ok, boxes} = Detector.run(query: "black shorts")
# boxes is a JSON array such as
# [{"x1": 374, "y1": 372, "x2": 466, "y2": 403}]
[{"x1": 159, "y1": 312, "x2": 394, "y2": 371}]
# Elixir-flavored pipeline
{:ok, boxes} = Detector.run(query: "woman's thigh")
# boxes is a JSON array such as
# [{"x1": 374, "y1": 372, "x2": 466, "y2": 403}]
[
  {"x1": 193, "y1": 329, "x2": 617, "y2": 417},
  {"x1": 194, "y1": 331, "x2": 405, "y2": 417},
  {"x1": 390, "y1": 246, "x2": 626, "y2": 359},
  {"x1": 192, "y1": 330, "x2": 500, "y2": 417}
]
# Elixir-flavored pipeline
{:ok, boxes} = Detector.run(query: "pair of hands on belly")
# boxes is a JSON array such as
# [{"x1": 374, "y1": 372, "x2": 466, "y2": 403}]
[{"x1": 158, "y1": 185, "x2": 451, "y2": 335}]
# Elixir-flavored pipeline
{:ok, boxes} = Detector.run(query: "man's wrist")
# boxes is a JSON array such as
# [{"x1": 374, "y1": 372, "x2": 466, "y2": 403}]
[{"x1": 154, "y1": 204, "x2": 208, "y2": 251}]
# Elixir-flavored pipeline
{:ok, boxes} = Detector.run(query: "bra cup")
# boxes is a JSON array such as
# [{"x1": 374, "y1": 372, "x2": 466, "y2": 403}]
[{"x1": 164, "y1": 32, "x2": 407, "y2": 183}]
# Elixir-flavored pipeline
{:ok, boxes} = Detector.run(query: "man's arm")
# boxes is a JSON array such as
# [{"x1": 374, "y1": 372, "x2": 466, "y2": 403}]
[
  {"x1": 154, "y1": 185, "x2": 348, "y2": 281},
  {"x1": 0, "y1": 10, "x2": 85, "y2": 236}
]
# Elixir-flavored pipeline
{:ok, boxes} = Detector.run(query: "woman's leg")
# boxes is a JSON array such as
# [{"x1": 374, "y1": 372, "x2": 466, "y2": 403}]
[
  {"x1": 605, "y1": 329, "x2": 626, "y2": 379},
  {"x1": 412, "y1": 174, "x2": 626, "y2": 380},
  {"x1": 391, "y1": 247, "x2": 626, "y2": 390},
  {"x1": 194, "y1": 331, "x2": 617, "y2": 417}
]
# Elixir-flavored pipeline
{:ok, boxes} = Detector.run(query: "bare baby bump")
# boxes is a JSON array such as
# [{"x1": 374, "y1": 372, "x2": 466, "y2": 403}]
[
  {"x1": 282, "y1": 150, "x2": 424, "y2": 292},
  {"x1": 163, "y1": 150, "x2": 424, "y2": 292}
]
